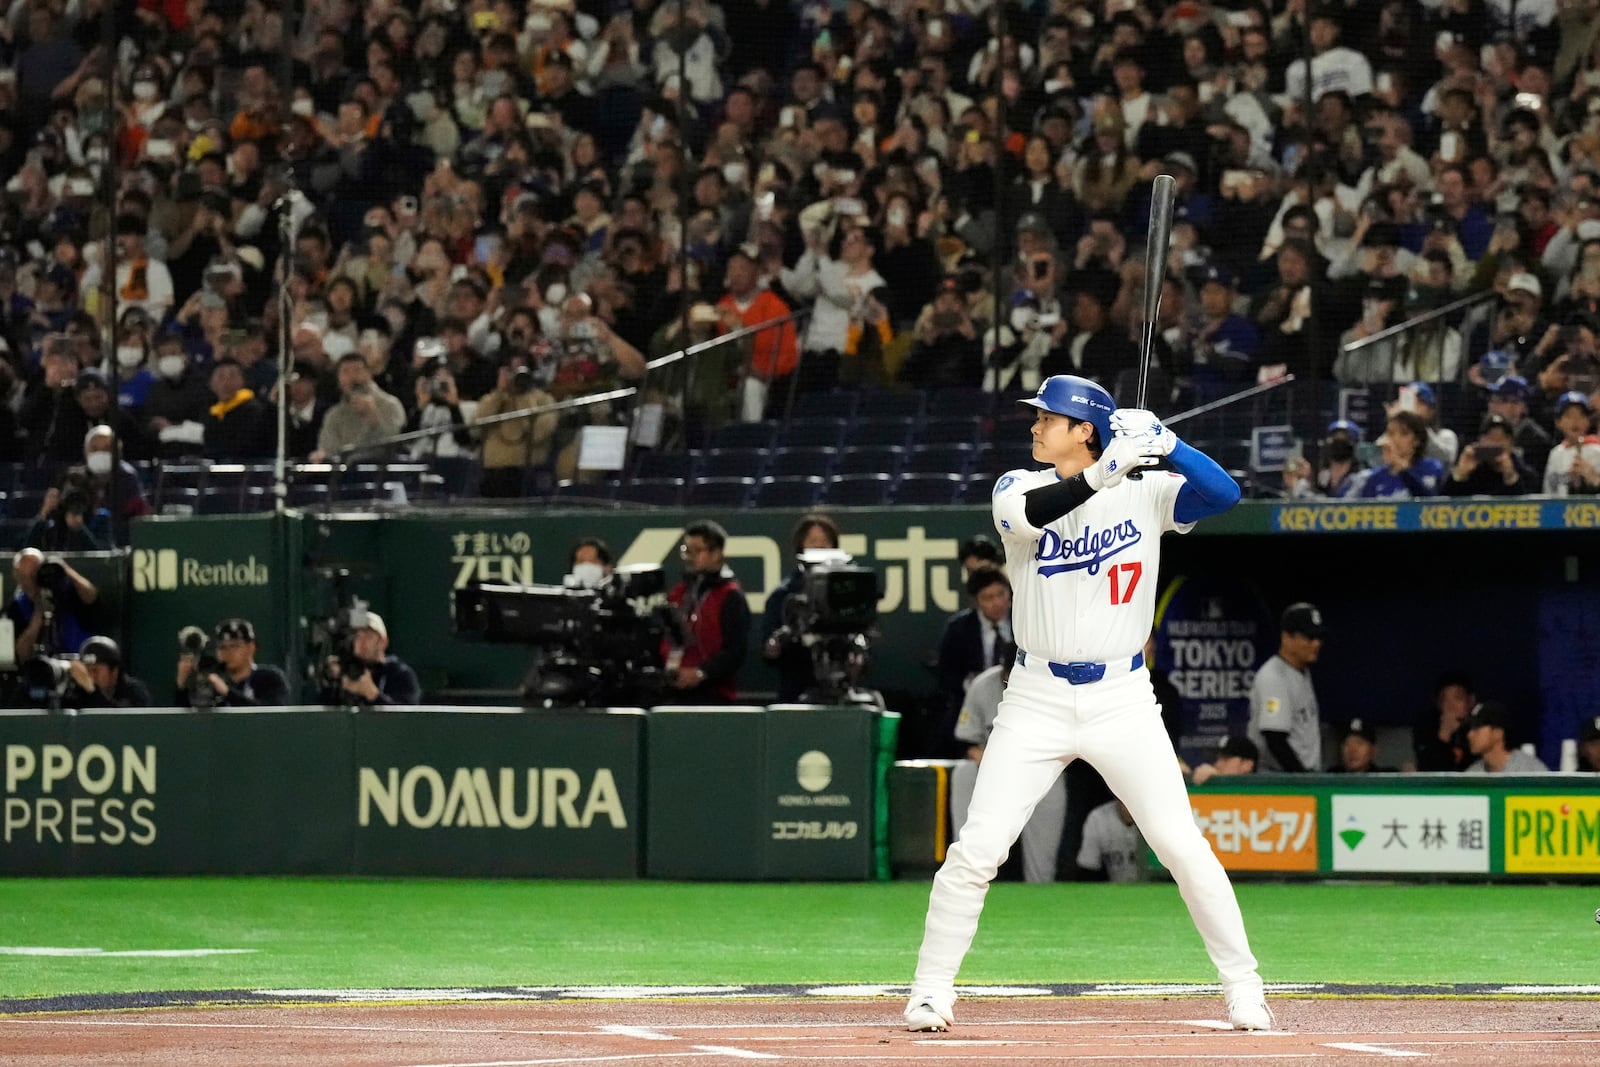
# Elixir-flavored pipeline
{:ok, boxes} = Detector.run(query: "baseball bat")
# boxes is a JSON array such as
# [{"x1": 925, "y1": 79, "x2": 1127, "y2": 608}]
[
  {"x1": 1136, "y1": 173, "x2": 1178, "y2": 413},
  {"x1": 1128, "y1": 174, "x2": 1177, "y2": 480}
]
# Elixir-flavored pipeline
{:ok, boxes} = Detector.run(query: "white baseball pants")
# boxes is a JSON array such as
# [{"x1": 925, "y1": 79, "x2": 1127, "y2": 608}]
[
  {"x1": 950, "y1": 759, "x2": 1065, "y2": 883},
  {"x1": 910, "y1": 654, "x2": 1261, "y2": 1009}
]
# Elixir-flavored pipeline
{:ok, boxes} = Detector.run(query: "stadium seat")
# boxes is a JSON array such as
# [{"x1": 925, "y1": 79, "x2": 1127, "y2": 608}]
[
  {"x1": 707, "y1": 421, "x2": 778, "y2": 450},
  {"x1": 159, "y1": 486, "x2": 201, "y2": 515},
  {"x1": 429, "y1": 456, "x2": 482, "y2": 498},
  {"x1": 551, "y1": 479, "x2": 619, "y2": 504},
  {"x1": 850, "y1": 417, "x2": 916, "y2": 448},
  {"x1": 894, "y1": 473, "x2": 964, "y2": 505},
  {"x1": 856, "y1": 388, "x2": 927, "y2": 418},
  {"x1": 766, "y1": 447, "x2": 838, "y2": 479},
  {"x1": 918, "y1": 414, "x2": 984, "y2": 445},
  {"x1": 686, "y1": 477, "x2": 756, "y2": 508},
  {"x1": 617, "y1": 478, "x2": 685, "y2": 507},
  {"x1": 961, "y1": 473, "x2": 995, "y2": 502},
  {"x1": 837, "y1": 446, "x2": 904, "y2": 476},
  {"x1": 6, "y1": 489, "x2": 42, "y2": 520},
  {"x1": 698, "y1": 448, "x2": 767, "y2": 480},
  {"x1": 634, "y1": 450, "x2": 697, "y2": 481},
  {"x1": 779, "y1": 417, "x2": 847, "y2": 449},
  {"x1": 241, "y1": 487, "x2": 274, "y2": 512},
  {"x1": 789, "y1": 391, "x2": 858, "y2": 420},
  {"x1": 927, "y1": 387, "x2": 989, "y2": 417},
  {"x1": 902, "y1": 443, "x2": 977, "y2": 476},
  {"x1": 751, "y1": 476, "x2": 825, "y2": 508},
  {"x1": 823, "y1": 474, "x2": 892, "y2": 506},
  {"x1": 287, "y1": 483, "x2": 331, "y2": 509},
  {"x1": 198, "y1": 485, "x2": 244, "y2": 515}
]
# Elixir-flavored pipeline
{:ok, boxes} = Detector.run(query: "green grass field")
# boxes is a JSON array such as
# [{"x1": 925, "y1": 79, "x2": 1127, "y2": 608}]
[{"x1": 0, "y1": 879, "x2": 1593, "y2": 998}]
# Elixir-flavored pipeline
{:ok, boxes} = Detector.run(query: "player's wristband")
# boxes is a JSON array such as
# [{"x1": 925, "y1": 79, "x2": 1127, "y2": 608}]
[{"x1": 1023, "y1": 473, "x2": 1095, "y2": 527}]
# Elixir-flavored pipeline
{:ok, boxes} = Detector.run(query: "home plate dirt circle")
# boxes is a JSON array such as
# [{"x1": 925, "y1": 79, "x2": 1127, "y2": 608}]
[{"x1": 3, "y1": 987, "x2": 1599, "y2": 1067}]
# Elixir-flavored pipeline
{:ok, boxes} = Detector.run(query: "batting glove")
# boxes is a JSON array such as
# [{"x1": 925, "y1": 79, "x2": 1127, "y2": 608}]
[
  {"x1": 1110, "y1": 408, "x2": 1178, "y2": 456},
  {"x1": 1084, "y1": 434, "x2": 1161, "y2": 491}
]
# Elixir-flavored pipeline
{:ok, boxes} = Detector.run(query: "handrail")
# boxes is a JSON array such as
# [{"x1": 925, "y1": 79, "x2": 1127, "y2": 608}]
[
  {"x1": 330, "y1": 307, "x2": 812, "y2": 461},
  {"x1": 1339, "y1": 289, "x2": 1497, "y2": 354}
]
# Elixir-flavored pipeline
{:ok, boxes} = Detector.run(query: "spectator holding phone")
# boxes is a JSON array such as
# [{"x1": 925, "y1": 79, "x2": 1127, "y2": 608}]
[
  {"x1": 1443, "y1": 413, "x2": 1536, "y2": 495},
  {"x1": 1287, "y1": 419, "x2": 1366, "y2": 499},
  {"x1": 1541, "y1": 392, "x2": 1600, "y2": 495},
  {"x1": 1486, "y1": 376, "x2": 1553, "y2": 476}
]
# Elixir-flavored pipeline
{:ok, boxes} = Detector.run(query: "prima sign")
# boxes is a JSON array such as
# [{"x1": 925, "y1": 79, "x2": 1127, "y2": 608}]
[{"x1": 357, "y1": 766, "x2": 627, "y2": 830}]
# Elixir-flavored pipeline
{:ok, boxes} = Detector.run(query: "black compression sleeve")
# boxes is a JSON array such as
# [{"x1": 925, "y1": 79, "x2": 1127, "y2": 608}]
[
  {"x1": 1023, "y1": 473, "x2": 1096, "y2": 527},
  {"x1": 1262, "y1": 730, "x2": 1307, "y2": 772}
]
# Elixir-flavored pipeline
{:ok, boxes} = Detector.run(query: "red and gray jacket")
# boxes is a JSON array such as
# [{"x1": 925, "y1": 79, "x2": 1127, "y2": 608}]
[{"x1": 664, "y1": 566, "x2": 750, "y2": 702}]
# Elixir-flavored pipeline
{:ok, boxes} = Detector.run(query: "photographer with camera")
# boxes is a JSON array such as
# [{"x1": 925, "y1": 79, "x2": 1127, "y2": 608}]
[
  {"x1": 406, "y1": 353, "x2": 474, "y2": 460},
  {"x1": 19, "y1": 334, "x2": 90, "y2": 464},
  {"x1": 4, "y1": 548, "x2": 98, "y2": 664},
  {"x1": 318, "y1": 612, "x2": 420, "y2": 707},
  {"x1": 1443, "y1": 413, "x2": 1535, "y2": 496},
  {"x1": 901, "y1": 277, "x2": 984, "y2": 389},
  {"x1": 63, "y1": 637, "x2": 151, "y2": 709},
  {"x1": 475, "y1": 351, "x2": 559, "y2": 497},
  {"x1": 662, "y1": 521, "x2": 749, "y2": 705},
  {"x1": 175, "y1": 618, "x2": 289, "y2": 708},
  {"x1": 763, "y1": 514, "x2": 842, "y2": 702},
  {"x1": 309, "y1": 352, "x2": 407, "y2": 463}
]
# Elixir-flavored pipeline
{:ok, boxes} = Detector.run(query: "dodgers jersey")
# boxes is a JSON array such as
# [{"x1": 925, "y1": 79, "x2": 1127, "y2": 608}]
[{"x1": 992, "y1": 467, "x2": 1192, "y2": 665}]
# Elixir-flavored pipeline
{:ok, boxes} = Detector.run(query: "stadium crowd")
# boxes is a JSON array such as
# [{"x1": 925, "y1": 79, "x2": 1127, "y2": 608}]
[{"x1": 0, "y1": 0, "x2": 1598, "y2": 528}]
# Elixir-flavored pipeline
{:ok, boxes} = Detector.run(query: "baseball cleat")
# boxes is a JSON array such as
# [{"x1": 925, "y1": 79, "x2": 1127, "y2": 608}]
[
  {"x1": 1227, "y1": 996, "x2": 1274, "y2": 1031},
  {"x1": 904, "y1": 1000, "x2": 953, "y2": 1032}
]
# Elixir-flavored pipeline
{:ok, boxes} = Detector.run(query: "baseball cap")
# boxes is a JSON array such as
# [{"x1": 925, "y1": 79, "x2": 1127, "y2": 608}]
[
  {"x1": 1015, "y1": 212, "x2": 1052, "y2": 238},
  {"x1": 1200, "y1": 264, "x2": 1235, "y2": 288},
  {"x1": 1480, "y1": 412, "x2": 1515, "y2": 435},
  {"x1": 1281, "y1": 602, "x2": 1324, "y2": 639},
  {"x1": 74, "y1": 368, "x2": 111, "y2": 394},
  {"x1": 215, "y1": 618, "x2": 256, "y2": 643},
  {"x1": 1326, "y1": 418, "x2": 1361, "y2": 439},
  {"x1": 1217, "y1": 736, "x2": 1260, "y2": 762},
  {"x1": 1342, "y1": 718, "x2": 1377, "y2": 743},
  {"x1": 1466, "y1": 700, "x2": 1508, "y2": 731},
  {"x1": 1408, "y1": 381, "x2": 1437, "y2": 407},
  {"x1": 78, "y1": 636, "x2": 121, "y2": 668},
  {"x1": 1490, "y1": 374, "x2": 1531, "y2": 401},
  {"x1": 1581, "y1": 715, "x2": 1600, "y2": 743},
  {"x1": 1555, "y1": 390, "x2": 1593, "y2": 417},
  {"x1": 1506, "y1": 272, "x2": 1543, "y2": 299},
  {"x1": 1163, "y1": 151, "x2": 1197, "y2": 175},
  {"x1": 362, "y1": 611, "x2": 388, "y2": 642}
]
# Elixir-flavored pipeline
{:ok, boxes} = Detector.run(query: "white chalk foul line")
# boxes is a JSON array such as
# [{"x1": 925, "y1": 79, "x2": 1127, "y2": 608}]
[
  {"x1": 1322, "y1": 1043, "x2": 1426, "y2": 1058},
  {"x1": 689, "y1": 1046, "x2": 780, "y2": 1060},
  {"x1": 598, "y1": 1025, "x2": 677, "y2": 1042},
  {"x1": 0, "y1": 946, "x2": 256, "y2": 957},
  {"x1": 400, "y1": 1055, "x2": 732, "y2": 1067}
]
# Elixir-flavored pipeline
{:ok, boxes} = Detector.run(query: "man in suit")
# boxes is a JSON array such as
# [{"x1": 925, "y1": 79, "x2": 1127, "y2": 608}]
[{"x1": 934, "y1": 567, "x2": 1013, "y2": 754}]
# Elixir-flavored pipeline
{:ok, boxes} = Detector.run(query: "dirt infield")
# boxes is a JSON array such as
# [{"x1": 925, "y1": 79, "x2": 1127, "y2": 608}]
[{"x1": 4, "y1": 994, "x2": 1600, "y2": 1066}]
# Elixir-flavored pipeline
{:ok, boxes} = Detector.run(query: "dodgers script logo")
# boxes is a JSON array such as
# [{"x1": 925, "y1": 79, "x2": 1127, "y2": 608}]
[{"x1": 1035, "y1": 520, "x2": 1142, "y2": 576}]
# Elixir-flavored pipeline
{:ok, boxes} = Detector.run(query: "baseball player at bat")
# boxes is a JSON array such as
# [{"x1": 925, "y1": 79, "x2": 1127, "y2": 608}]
[{"x1": 904, "y1": 373, "x2": 1272, "y2": 1034}]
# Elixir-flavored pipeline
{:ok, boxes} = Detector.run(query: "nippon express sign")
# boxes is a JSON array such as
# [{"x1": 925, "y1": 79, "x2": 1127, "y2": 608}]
[
  {"x1": 1331, "y1": 795, "x2": 1489, "y2": 874},
  {"x1": 132, "y1": 549, "x2": 270, "y2": 591}
]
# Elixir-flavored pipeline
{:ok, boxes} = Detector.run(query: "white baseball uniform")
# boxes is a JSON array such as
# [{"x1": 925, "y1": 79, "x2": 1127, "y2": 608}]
[{"x1": 909, "y1": 465, "x2": 1261, "y2": 1014}]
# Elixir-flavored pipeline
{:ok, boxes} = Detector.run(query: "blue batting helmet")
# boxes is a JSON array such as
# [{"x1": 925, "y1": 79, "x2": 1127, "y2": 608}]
[{"x1": 1018, "y1": 374, "x2": 1115, "y2": 449}]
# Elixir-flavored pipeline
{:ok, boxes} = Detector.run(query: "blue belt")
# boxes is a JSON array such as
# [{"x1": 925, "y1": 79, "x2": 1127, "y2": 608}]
[{"x1": 1017, "y1": 649, "x2": 1144, "y2": 685}]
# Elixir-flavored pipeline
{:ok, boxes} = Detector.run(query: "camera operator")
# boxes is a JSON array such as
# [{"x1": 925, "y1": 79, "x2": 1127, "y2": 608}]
[
  {"x1": 319, "y1": 612, "x2": 420, "y2": 707},
  {"x1": 475, "y1": 352, "x2": 559, "y2": 497},
  {"x1": 4, "y1": 548, "x2": 98, "y2": 662},
  {"x1": 565, "y1": 537, "x2": 616, "y2": 588},
  {"x1": 662, "y1": 520, "x2": 749, "y2": 704},
  {"x1": 407, "y1": 352, "x2": 474, "y2": 460},
  {"x1": 762, "y1": 514, "x2": 841, "y2": 702},
  {"x1": 64, "y1": 636, "x2": 151, "y2": 709},
  {"x1": 175, "y1": 618, "x2": 289, "y2": 708},
  {"x1": 309, "y1": 352, "x2": 407, "y2": 463},
  {"x1": 19, "y1": 334, "x2": 89, "y2": 464}
]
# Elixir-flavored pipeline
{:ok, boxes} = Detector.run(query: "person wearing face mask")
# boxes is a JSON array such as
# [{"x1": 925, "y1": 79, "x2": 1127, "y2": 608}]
[
  {"x1": 73, "y1": 370, "x2": 145, "y2": 461},
  {"x1": 1286, "y1": 419, "x2": 1367, "y2": 499},
  {"x1": 564, "y1": 538, "x2": 616, "y2": 590},
  {"x1": 144, "y1": 335, "x2": 213, "y2": 459},
  {"x1": 113, "y1": 320, "x2": 157, "y2": 416}
]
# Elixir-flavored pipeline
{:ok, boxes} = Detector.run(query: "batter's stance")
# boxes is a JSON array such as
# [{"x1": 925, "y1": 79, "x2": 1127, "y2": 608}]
[{"x1": 905, "y1": 374, "x2": 1271, "y2": 1033}]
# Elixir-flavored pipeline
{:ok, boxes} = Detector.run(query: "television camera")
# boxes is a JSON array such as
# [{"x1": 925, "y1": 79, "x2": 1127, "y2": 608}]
[
  {"x1": 768, "y1": 549, "x2": 882, "y2": 706},
  {"x1": 453, "y1": 564, "x2": 670, "y2": 707}
]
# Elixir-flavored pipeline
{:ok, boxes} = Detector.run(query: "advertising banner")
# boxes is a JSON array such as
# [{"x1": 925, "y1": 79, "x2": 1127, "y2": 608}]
[
  {"x1": 351, "y1": 708, "x2": 644, "y2": 878},
  {"x1": 1330, "y1": 794, "x2": 1490, "y2": 873},
  {"x1": 764, "y1": 706, "x2": 875, "y2": 879},
  {"x1": 1190, "y1": 793, "x2": 1317, "y2": 872},
  {"x1": 1504, "y1": 795, "x2": 1600, "y2": 874},
  {"x1": 1153, "y1": 575, "x2": 1276, "y2": 766}
]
